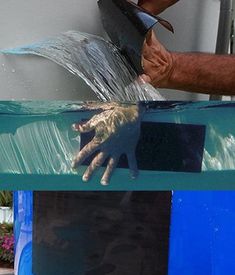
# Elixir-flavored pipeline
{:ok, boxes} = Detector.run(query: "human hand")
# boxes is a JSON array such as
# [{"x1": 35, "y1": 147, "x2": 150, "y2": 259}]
[
  {"x1": 141, "y1": 30, "x2": 174, "y2": 88},
  {"x1": 138, "y1": 0, "x2": 179, "y2": 14},
  {"x1": 72, "y1": 103, "x2": 143, "y2": 185}
]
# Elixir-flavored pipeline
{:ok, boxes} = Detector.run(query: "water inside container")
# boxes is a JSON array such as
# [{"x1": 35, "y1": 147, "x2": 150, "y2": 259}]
[{"x1": 0, "y1": 101, "x2": 234, "y2": 174}]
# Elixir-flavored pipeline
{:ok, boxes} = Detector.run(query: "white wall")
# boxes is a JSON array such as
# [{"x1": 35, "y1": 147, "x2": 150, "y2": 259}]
[
  {"x1": 0, "y1": 0, "x2": 221, "y2": 100},
  {"x1": 0, "y1": 0, "x2": 102, "y2": 100}
]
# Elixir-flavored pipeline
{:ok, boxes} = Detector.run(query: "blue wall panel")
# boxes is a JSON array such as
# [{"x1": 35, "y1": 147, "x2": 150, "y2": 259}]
[
  {"x1": 169, "y1": 191, "x2": 235, "y2": 275},
  {"x1": 14, "y1": 191, "x2": 33, "y2": 275}
]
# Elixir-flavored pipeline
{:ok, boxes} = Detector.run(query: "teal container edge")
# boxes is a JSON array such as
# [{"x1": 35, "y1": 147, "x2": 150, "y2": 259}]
[{"x1": 3, "y1": 171, "x2": 235, "y2": 191}]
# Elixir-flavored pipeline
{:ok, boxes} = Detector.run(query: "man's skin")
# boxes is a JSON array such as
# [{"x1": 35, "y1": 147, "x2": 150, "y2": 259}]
[
  {"x1": 72, "y1": 103, "x2": 143, "y2": 185},
  {"x1": 140, "y1": 0, "x2": 235, "y2": 95}
]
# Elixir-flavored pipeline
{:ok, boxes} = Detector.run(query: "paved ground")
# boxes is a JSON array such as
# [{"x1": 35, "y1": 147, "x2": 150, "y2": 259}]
[{"x1": 0, "y1": 268, "x2": 14, "y2": 275}]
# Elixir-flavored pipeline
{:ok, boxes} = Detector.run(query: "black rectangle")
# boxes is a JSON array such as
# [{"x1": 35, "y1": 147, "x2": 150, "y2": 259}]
[
  {"x1": 81, "y1": 122, "x2": 206, "y2": 173},
  {"x1": 32, "y1": 191, "x2": 171, "y2": 275}
]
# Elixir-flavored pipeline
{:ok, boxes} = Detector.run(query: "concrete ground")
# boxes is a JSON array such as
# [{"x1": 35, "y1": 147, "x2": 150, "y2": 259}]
[{"x1": 0, "y1": 268, "x2": 14, "y2": 275}]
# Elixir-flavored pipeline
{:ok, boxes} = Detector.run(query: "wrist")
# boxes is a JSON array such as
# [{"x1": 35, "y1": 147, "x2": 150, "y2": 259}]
[
  {"x1": 164, "y1": 52, "x2": 188, "y2": 90},
  {"x1": 165, "y1": 52, "x2": 177, "y2": 88},
  {"x1": 154, "y1": 51, "x2": 176, "y2": 89}
]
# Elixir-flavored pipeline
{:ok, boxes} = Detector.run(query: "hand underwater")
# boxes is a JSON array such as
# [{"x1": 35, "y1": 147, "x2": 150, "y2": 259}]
[{"x1": 72, "y1": 103, "x2": 144, "y2": 185}]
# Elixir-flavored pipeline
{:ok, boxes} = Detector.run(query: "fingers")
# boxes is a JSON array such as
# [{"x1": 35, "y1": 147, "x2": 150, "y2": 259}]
[
  {"x1": 73, "y1": 151, "x2": 138, "y2": 185},
  {"x1": 127, "y1": 152, "x2": 139, "y2": 179},
  {"x1": 100, "y1": 156, "x2": 120, "y2": 186},
  {"x1": 141, "y1": 58, "x2": 155, "y2": 83},
  {"x1": 82, "y1": 152, "x2": 107, "y2": 182},
  {"x1": 72, "y1": 120, "x2": 95, "y2": 133},
  {"x1": 72, "y1": 110, "x2": 113, "y2": 133},
  {"x1": 139, "y1": 74, "x2": 152, "y2": 84},
  {"x1": 72, "y1": 139, "x2": 100, "y2": 169},
  {"x1": 142, "y1": 57, "x2": 155, "y2": 70}
]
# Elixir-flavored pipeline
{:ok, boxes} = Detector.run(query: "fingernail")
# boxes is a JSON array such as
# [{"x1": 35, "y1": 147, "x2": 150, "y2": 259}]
[
  {"x1": 100, "y1": 179, "x2": 109, "y2": 186},
  {"x1": 82, "y1": 175, "x2": 89, "y2": 182}
]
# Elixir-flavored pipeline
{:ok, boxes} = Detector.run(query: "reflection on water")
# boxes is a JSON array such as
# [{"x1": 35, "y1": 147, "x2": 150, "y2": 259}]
[{"x1": 1, "y1": 31, "x2": 163, "y2": 101}]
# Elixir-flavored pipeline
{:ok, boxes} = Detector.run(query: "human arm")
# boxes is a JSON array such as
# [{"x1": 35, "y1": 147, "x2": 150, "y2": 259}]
[
  {"x1": 163, "y1": 52, "x2": 235, "y2": 95},
  {"x1": 141, "y1": 30, "x2": 235, "y2": 96},
  {"x1": 138, "y1": 0, "x2": 179, "y2": 15}
]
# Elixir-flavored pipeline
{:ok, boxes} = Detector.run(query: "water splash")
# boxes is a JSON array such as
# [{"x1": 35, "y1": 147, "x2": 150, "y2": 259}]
[
  {"x1": 202, "y1": 130, "x2": 235, "y2": 171},
  {"x1": 1, "y1": 31, "x2": 163, "y2": 101},
  {"x1": 0, "y1": 120, "x2": 77, "y2": 174}
]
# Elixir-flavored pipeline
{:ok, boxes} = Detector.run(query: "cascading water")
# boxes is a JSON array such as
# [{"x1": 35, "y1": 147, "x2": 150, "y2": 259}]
[
  {"x1": 1, "y1": 31, "x2": 163, "y2": 101},
  {"x1": 0, "y1": 119, "x2": 76, "y2": 174}
]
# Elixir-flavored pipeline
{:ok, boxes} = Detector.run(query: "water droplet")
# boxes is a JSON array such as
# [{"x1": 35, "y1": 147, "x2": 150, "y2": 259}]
[{"x1": 11, "y1": 69, "x2": 16, "y2": 73}]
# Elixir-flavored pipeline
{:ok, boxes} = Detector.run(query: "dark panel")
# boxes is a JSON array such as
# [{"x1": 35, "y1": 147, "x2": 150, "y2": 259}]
[
  {"x1": 81, "y1": 122, "x2": 206, "y2": 172},
  {"x1": 33, "y1": 191, "x2": 171, "y2": 275}
]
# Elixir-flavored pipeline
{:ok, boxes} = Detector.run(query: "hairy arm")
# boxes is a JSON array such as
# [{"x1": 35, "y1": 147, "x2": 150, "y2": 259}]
[
  {"x1": 142, "y1": 31, "x2": 235, "y2": 96},
  {"x1": 165, "y1": 53, "x2": 235, "y2": 95}
]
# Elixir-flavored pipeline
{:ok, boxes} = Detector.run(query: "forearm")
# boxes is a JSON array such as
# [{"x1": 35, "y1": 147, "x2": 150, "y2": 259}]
[{"x1": 161, "y1": 53, "x2": 235, "y2": 95}]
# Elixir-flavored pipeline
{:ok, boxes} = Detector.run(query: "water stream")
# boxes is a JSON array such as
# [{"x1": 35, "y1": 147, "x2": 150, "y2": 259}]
[{"x1": 1, "y1": 31, "x2": 163, "y2": 101}]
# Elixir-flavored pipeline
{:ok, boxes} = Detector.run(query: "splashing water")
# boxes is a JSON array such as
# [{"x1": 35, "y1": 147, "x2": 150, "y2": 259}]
[
  {"x1": 0, "y1": 119, "x2": 76, "y2": 174},
  {"x1": 1, "y1": 31, "x2": 163, "y2": 101},
  {"x1": 202, "y1": 129, "x2": 235, "y2": 171}
]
